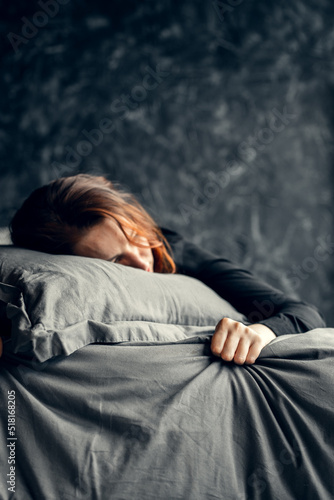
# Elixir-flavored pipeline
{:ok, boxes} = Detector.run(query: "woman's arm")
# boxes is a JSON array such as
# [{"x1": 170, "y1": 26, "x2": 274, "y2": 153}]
[
  {"x1": 161, "y1": 227, "x2": 326, "y2": 334},
  {"x1": 161, "y1": 227, "x2": 326, "y2": 363}
]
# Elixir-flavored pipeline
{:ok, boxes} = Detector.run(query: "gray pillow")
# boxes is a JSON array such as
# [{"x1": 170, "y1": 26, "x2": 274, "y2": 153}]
[
  {"x1": 0, "y1": 227, "x2": 11, "y2": 245},
  {"x1": 0, "y1": 246, "x2": 248, "y2": 362}
]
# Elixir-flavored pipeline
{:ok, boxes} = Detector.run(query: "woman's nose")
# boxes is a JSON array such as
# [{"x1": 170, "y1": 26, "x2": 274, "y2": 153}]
[{"x1": 125, "y1": 248, "x2": 148, "y2": 271}]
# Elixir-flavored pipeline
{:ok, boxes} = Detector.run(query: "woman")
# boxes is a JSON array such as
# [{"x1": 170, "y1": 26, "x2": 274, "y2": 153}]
[{"x1": 2, "y1": 174, "x2": 325, "y2": 363}]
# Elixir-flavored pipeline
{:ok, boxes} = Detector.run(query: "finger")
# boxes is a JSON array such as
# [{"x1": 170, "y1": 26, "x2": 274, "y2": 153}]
[
  {"x1": 220, "y1": 320, "x2": 251, "y2": 361},
  {"x1": 220, "y1": 330, "x2": 242, "y2": 362},
  {"x1": 211, "y1": 317, "x2": 236, "y2": 356},
  {"x1": 211, "y1": 325, "x2": 228, "y2": 357},
  {"x1": 233, "y1": 338, "x2": 251, "y2": 365},
  {"x1": 244, "y1": 341, "x2": 263, "y2": 365}
]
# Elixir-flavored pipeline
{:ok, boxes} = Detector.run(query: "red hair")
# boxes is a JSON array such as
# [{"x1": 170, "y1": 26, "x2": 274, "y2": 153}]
[{"x1": 10, "y1": 174, "x2": 176, "y2": 274}]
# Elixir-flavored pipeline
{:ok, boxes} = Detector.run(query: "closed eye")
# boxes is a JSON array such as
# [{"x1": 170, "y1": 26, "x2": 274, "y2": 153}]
[{"x1": 108, "y1": 255, "x2": 122, "y2": 263}]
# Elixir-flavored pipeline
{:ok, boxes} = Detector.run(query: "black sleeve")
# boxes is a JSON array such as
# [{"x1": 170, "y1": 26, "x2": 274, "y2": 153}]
[{"x1": 161, "y1": 227, "x2": 326, "y2": 336}]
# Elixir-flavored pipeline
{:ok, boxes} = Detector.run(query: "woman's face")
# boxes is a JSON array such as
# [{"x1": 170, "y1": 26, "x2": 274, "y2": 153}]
[{"x1": 72, "y1": 218, "x2": 154, "y2": 272}]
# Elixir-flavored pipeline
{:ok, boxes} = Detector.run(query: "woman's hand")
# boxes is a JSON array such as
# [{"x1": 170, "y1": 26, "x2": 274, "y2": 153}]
[{"x1": 211, "y1": 318, "x2": 276, "y2": 365}]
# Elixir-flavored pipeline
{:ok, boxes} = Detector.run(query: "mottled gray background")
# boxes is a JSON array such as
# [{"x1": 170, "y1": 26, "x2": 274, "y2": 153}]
[{"x1": 1, "y1": 0, "x2": 334, "y2": 324}]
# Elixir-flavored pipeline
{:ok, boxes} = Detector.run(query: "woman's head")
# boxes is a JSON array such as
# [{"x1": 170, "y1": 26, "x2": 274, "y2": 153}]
[{"x1": 10, "y1": 174, "x2": 176, "y2": 273}]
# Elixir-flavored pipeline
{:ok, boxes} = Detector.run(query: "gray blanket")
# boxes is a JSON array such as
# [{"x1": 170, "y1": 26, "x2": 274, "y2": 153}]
[{"x1": 1, "y1": 328, "x2": 334, "y2": 500}]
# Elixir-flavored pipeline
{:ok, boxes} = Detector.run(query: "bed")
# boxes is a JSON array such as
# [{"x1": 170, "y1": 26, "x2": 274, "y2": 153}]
[{"x1": 0, "y1": 242, "x2": 334, "y2": 500}]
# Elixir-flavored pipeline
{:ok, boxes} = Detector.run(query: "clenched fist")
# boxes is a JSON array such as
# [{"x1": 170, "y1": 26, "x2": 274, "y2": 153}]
[{"x1": 211, "y1": 318, "x2": 276, "y2": 365}]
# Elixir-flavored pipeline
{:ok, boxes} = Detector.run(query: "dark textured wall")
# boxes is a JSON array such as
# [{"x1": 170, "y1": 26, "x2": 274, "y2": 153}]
[{"x1": 1, "y1": 0, "x2": 334, "y2": 324}]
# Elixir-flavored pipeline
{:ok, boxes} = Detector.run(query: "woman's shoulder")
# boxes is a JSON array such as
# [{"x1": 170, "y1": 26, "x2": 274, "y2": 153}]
[
  {"x1": 160, "y1": 226, "x2": 183, "y2": 243},
  {"x1": 159, "y1": 227, "x2": 216, "y2": 276}
]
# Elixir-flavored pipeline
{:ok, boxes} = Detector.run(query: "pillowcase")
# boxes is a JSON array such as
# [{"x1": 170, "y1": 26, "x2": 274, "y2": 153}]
[
  {"x1": 0, "y1": 227, "x2": 11, "y2": 245},
  {"x1": 0, "y1": 246, "x2": 248, "y2": 362}
]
